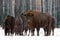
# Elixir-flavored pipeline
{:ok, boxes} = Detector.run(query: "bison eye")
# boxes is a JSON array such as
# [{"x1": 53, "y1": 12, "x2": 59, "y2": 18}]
[
  {"x1": 24, "y1": 14, "x2": 26, "y2": 16},
  {"x1": 31, "y1": 14, "x2": 34, "y2": 16}
]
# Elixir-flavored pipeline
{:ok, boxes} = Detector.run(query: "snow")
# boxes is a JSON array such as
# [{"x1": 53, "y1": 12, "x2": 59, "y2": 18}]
[{"x1": 0, "y1": 26, "x2": 60, "y2": 40}]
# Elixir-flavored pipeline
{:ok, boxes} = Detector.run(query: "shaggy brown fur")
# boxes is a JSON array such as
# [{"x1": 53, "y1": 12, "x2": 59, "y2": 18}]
[
  {"x1": 3, "y1": 15, "x2": 15, "y2": 36},
  {"x1": 23, "y1": 10, "x2": 55, "y2": 36},
  {"x1": 15, "y1": 14, "x2": 28, "y2": 36}
]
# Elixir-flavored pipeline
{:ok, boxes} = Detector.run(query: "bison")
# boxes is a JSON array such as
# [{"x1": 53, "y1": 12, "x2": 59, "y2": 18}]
[
  {"x1": 15, "y1": 13, "x2": 28, "y2": 36},
  {"x1": 15, "y1": 14, "x2": 23, "y2": 35},
  {"x1": 3, "y1": 15, "x2": 15, "y2": 36},
  {"x1": 23, "y1": 10, "x2": 55, "y2": 36}
]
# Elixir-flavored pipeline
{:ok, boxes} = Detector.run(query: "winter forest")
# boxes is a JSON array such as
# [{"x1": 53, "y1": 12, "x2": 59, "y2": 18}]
[
  {"x1": 0, "y1": 0, "x2": 60, "y2": 27},
  {"x1": 0, "y1": 0, "x2": 60, "y2": 40}
]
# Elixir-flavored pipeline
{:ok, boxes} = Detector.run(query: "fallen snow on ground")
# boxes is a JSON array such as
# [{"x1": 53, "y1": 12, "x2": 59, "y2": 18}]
[{"x1": 0, "y1": 26, "x2": 60, "y2": 40}]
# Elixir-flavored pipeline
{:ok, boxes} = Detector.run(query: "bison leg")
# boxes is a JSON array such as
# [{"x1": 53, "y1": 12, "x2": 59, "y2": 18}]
[
  {"x1": 14, "y1": 30, "x2": 17, "y2": 36},
  {"x1": 11, "y1": 28, "x2": 14, "y2": 36},
  {"x1": 11, "y1": 31, "x2": 14, "y2": 36},
  {"x1": 31, "y1": 29, "x2": 35, "y2": 36},
  {"x1": 8, "y1": 29, "x2": 11, "y2": 36},
  {"x1": 19, "y1": 32, "x2": 23, "y2": 36},
  {"x1": 24, "y1": 28, "x2": 28, "y2": 36},
  {"x1": 11, "y1": 29, "x2": 14, "y2": 35},
  {"x1": 52, "y1": 28, "x2": 54, "y2": 36},
  {"x1": 51, "y1": 22, "x2": 55, "y2": 36},
  {"x1": 5, "y1": 29, "x2": 7, "y2": 36},
  {"x1": 51, "y1": 26, "x2": 54, "y2": 36},
  {"x1": 36, "y1": 28, "x2": 40, "y2": 36},
  {"x1": 44, "y1": 28, "x2": 47, "y2": 36},
  {"x1": 47, "y1": 27, "x2": 51, "y2": 36},
  {"x1": 24, "y1": 30, "x2": 27, "y2": 36},
  {"x1": 19, "y1": 30, "x2": 23, "y2": 36},
  {"x1": 5, "y1": 28, "x2": 10, "y2": 36},
  {"x1": 28, "y1": 29, "x2": 30, "y2": 36}
]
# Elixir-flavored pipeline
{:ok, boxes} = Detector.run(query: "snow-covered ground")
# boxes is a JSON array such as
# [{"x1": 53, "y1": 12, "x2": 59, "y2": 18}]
[{"x1": 0, "y1": 26, "x2": 60, "y2": 40}]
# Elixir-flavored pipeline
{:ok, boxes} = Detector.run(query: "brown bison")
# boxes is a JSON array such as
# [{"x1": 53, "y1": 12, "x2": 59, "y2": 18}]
[
  {"x1": 21, "y1": 14, "x2": 29, "y2": 35},
  {"x1": 15, "y1": 13, "x2": 28, "y2": 36},
  {"x1": 15, "y1": 14, "x2": 23, "y2": 35},
  {"x1": 3, "y1": 15, "x2": 15, "y2": 36},
  {"x1": 23, "y1": 10, "x2": 55, "y2": 36}
]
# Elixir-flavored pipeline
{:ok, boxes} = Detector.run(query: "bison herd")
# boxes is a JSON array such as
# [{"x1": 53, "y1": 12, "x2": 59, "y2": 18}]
[{"x1": 2, "y1": 10, "x2": 55, "y2": 36}]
